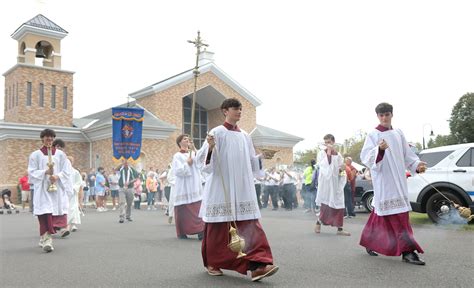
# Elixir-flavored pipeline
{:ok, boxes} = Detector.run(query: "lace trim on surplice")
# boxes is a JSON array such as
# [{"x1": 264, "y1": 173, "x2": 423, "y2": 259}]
[{"x1": 205, "y1": 201, "x2": 257, "y2": 217}]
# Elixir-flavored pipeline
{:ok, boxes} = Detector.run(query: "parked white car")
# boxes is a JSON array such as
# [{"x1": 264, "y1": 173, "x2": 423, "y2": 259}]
[{"x1": 408, "y1": 143, "x2": 474, "y2": 223}]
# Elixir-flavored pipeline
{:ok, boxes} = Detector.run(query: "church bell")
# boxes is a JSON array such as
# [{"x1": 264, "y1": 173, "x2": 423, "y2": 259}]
[{"x1": 35, "y1": 45, "x2": 46, "y2": 58}]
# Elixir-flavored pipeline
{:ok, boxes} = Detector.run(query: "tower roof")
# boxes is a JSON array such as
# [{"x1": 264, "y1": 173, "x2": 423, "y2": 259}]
[{"x1": 11, "y1": 14, "x2": 68, "y2": 40}]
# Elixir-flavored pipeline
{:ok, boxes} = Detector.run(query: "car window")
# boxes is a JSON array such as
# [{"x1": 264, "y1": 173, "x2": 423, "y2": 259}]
[
  {"x1": 419, "y1": 150, "x2": 454, "y2": 167},
  {"x1": 456, "y1": 148, "x2": 473, "y2": 167}
]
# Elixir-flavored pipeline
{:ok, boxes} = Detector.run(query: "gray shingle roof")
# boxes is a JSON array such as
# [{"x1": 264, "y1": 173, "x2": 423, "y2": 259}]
[
  {"x1": 79, "y1": 101, "x2": 175, "y2": 130},
  {"x1": 13, "y1": 14, "x2": 68, "y2": 35},
  {"x1": 251, "y1": 124, "x2": 303, "y2": 141},
  {"x1": 72, "y1": 118, "x2": 96, "y2": 129}
]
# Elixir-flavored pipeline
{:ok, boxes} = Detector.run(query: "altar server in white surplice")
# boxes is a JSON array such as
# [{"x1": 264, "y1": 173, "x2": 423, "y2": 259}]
[
  {"x1": 314, "y1": 134, "x2": 350, "y2": 236},
  {"x1": 28, "y1": 129, "x2": 70, "y2": 253},
  {"x1": 360, "y1": 102, "x2": 426, "y2": 265},
  {"x1": 67, "y1": 156, "x2": 83, "y2": 232},
  {"x1": 171, "y1": 134, "x2": 204, "y2": 239},
  {"x1": 196, "y1": 98, "x2": 278, "y2": 282}
]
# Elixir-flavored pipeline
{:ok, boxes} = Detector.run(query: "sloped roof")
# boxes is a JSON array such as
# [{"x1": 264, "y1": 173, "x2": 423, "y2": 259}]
[
  {"x1": 11, "y1": 14, "x2": 68, "y2": 40},
  {"x1": 79, "y1": 101, "x2": 176, "y2": 130},
  {"x1": 251, "y1": 124, "x2": 303, "y2": 148},
  {"x1": 129, "y1": 62, "x2": 262, "y2": 107}
]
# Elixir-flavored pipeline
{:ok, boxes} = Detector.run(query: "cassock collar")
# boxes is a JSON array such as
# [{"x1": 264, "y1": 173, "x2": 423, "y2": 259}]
[
  {"x1": 40, "y1": 146, "x2": 56, "y2": 156},
  {"x1": 223, "y1": 121, "x2": 241, "y2": 132},
  {"x1": 376, "y1": 124, "x2": 392, "y2": 132}
]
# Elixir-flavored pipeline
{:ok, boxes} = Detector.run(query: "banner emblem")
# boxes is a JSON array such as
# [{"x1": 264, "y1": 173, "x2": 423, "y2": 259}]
[{"x1": 112, "y1": 107, "x2": 144, "y2": 162}]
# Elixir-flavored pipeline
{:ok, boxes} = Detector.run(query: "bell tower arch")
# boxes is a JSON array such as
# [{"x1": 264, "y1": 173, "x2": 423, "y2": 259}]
[{"x1": 3, "y1": 14, "x2": 74, "y2": 126}]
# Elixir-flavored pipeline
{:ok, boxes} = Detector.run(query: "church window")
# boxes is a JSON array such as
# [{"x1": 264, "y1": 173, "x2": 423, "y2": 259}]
[
  {"x1": 12, "y1": 84, "x2": 15, "y2": 107},
  {"x1": 26, "y1": 82, "x2": 32, "y2": 106},
  {"x1": 8, "y1": 87, "x2": 11, "y2": 109},
  {"x1": 62, "y1": 86, "x2": 67, "y2": 109},
  {"x1": 51, "y1": 85, "x2": 56, "y2": 109},
  {"x1": 15, "y1": 82, "x2": 18, "y2": 106},
  {"x1": 39, "y1": 83, "x2": 44, "y2": 107},
  {"x1": 182, "y1": 96, "x2": 208, "y2": 148}
]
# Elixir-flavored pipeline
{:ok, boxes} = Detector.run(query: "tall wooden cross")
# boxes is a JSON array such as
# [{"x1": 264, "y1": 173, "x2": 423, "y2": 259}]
[{"x1": 187, "y1": 31, "x2": 209, "y2": 142}]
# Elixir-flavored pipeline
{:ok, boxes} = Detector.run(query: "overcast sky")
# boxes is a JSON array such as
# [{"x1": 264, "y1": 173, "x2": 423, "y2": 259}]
[{"x1": 1, "y1": 0, "x2": 473, "y2": 151}]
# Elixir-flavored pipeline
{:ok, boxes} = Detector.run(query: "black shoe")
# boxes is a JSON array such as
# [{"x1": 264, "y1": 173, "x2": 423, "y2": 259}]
[
  {"x1": 119, "y1": 219, "x2": 124, "y2": 223},
  {"x1": 402, "y1": 252, "x2": 425, "y2": 265},
  {"x1": 366, "y1": 248, "x2": 378, "y2": 256},
  {"x1": 178, "y1": 235, "x2": 188, "y2": 239},
  {"x1": 126, "y1": 218, "x2": 133, "y2": 222},
  {"x1": 197, "y1": 232, "x2": 204, "y2": 240}
]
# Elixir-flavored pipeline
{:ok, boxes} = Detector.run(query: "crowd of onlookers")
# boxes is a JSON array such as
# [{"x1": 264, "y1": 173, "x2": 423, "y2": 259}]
[
  {"x1": 10, "y1": 165, "x2": 174, "y2": 214},
  {"x1": 11, "y1": 159, "x2": 371, "y2": 217},
  {"x1": 82, "y1": 166, "x2": 172, "y2": 212},
  {"x1": 256, "y1": 157, "x2": 371, "y2": 217}
]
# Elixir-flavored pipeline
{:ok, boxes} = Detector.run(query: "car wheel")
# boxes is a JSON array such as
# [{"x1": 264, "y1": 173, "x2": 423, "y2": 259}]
[
  {"x1": 426, "y1": 191, "x2": 463, "y2": 224},
  {"x1": 362, "y1": 192, "x2": 374, "y2": 213}
]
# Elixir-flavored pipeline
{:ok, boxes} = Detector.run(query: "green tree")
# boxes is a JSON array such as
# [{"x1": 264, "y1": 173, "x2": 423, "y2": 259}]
[
  {"x1": 427, "y1": 134, "x2": 457, "y2": 148},
  {"x1": 293, "y1": 148, "x2": 317, "y2": 168},
  {"x1": 342, "y1": 132, "x2": 367, "y2": 164},
  {"x1": 449, "y1": 93, "x2": 474, "y2": 143}
]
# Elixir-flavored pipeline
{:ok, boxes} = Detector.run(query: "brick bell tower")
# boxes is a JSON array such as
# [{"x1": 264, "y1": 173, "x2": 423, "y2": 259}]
[{"x1": 3, "y1": 14, "x2": 74, "y2": 126}]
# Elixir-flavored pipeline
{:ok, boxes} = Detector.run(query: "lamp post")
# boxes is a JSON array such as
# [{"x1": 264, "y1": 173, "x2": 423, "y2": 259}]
[{"x1": 422, "y1": 123, "x2": 434, "y2": 150}]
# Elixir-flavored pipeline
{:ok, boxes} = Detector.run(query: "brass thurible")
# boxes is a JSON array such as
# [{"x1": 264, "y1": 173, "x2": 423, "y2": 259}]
[
  {"x1": 46, "y1": 146, "x2": 57, "y2": 193},
  {"x1": 228, "y1": 224, "x2": 246, "y2": 259}
]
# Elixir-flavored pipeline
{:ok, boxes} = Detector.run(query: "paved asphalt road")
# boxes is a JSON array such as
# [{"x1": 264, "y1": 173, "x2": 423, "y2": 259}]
[{"x1": 0, "y1": 206, "x2": 472, "y2": 287}]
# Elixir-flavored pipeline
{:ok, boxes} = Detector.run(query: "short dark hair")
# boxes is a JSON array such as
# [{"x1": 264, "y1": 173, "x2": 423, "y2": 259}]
[
  {"x1": 323, "y1": 134, "x2": 335, "y2": 142},
  {"x1": 221, "y1": 98, "x2": 242, "y2": 110},
  {"x1": 375, "y1": 102, "x2": 393, "y2": 114},
  {"x1": 40, "y1": 129, "x2": 56, "y2": 139},
  {"x1": 52, "y1": 139, "x2": 65, "y2": 148},
  {"x1": 176, "y1": 134, "x2": 189, "y2": 148},
  {"x1": 97, "y1": 167, "x2": 104, "y2": 172}
]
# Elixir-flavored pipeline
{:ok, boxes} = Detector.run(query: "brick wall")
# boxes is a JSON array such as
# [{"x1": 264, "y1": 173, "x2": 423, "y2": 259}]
[
  {"x1": 4, "y1": 65, "x2": 73, "y2": 126},
  {"x1": 137, "y1": 70, "x2": 257, "y2": 133},
  {"x1": 0, "y1": 139, "x2": 40, "y2": 203},
  {"x1": 0, "y1": 139, "x2": 90, "y2": 203},
  {"x1": 257, "y1": 145, "x2": 294, "y2": 170}
]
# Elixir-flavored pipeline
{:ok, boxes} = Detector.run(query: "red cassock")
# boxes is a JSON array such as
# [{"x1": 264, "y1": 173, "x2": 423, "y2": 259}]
[
  {"x1": 174, "y1": 201, "x2": 204, "y2": 236},
  {"x1": 360, "y1": 211, "x2": 424, "y2": 256},
  {"x1": 38, "y1": 214, "x2": 67, "y2": 235},
  {"x1": 319, "y1": 203, "x2": 344, "y2": 227},
  {"x1": 202, "y1": 219, "x2": 273, "y2": 275}
]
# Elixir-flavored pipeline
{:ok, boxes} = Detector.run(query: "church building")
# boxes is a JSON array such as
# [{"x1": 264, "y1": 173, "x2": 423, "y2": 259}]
[{"x1": 1, "y1": 15, "x2": 303, "y2": 202}]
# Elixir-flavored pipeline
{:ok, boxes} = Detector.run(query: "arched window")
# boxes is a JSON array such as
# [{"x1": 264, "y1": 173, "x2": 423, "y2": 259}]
[{"x1": 182, "y1": 96, "x2": 208, "y2": 148}]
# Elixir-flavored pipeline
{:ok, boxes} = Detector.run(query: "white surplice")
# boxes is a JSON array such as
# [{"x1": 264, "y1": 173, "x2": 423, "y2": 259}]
[
  {"x1": 315, "y1": 150, "x2": 346, "y2": 209},
  {"x1": 196, "y1": 125, "x2": 261, "y2": 223},
  {"x1": 360, "y1": 128, "x2": 420, "y2": 216},
  {"x1": 28, "y1": 148, "x2": 71, "y2": 216},
  {"x1": 68, "y1": 167, "x2": 83, "y2": 225},
  {"x1": 166, "y1": 169, "x2": 176, "y2": 218},
  {"x1": 171, "y1": 151, "x2": 202, "y2": 206}
]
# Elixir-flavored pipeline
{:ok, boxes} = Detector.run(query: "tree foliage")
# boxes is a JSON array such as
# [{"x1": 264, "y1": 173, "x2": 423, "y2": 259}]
[
  {"x1": 449, "y1": 92, "x2": 474, "y2": 143},
  {"x1": 342, "y1": 134, "x2": 366, "y2": 164},
  {"x1": 293, "y1": 148, "x2": 317, "y2": 168},
  {"x1": 427, "y1": 134, "x2": 457, "y2": 148}
]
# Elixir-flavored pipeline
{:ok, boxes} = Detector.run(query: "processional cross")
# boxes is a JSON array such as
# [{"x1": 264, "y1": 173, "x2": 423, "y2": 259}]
[{"x1": 187, "y1": 31, "x2": 209, "y2": 142}]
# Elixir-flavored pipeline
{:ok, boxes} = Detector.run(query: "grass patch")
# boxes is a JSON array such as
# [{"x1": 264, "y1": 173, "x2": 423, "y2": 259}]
[
  {"x1": 409, "y1": 212, "x2": 432, "y2": 225},
  {"x1": 409, "y1": 212, "x2": 474, "y2": 231}
]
